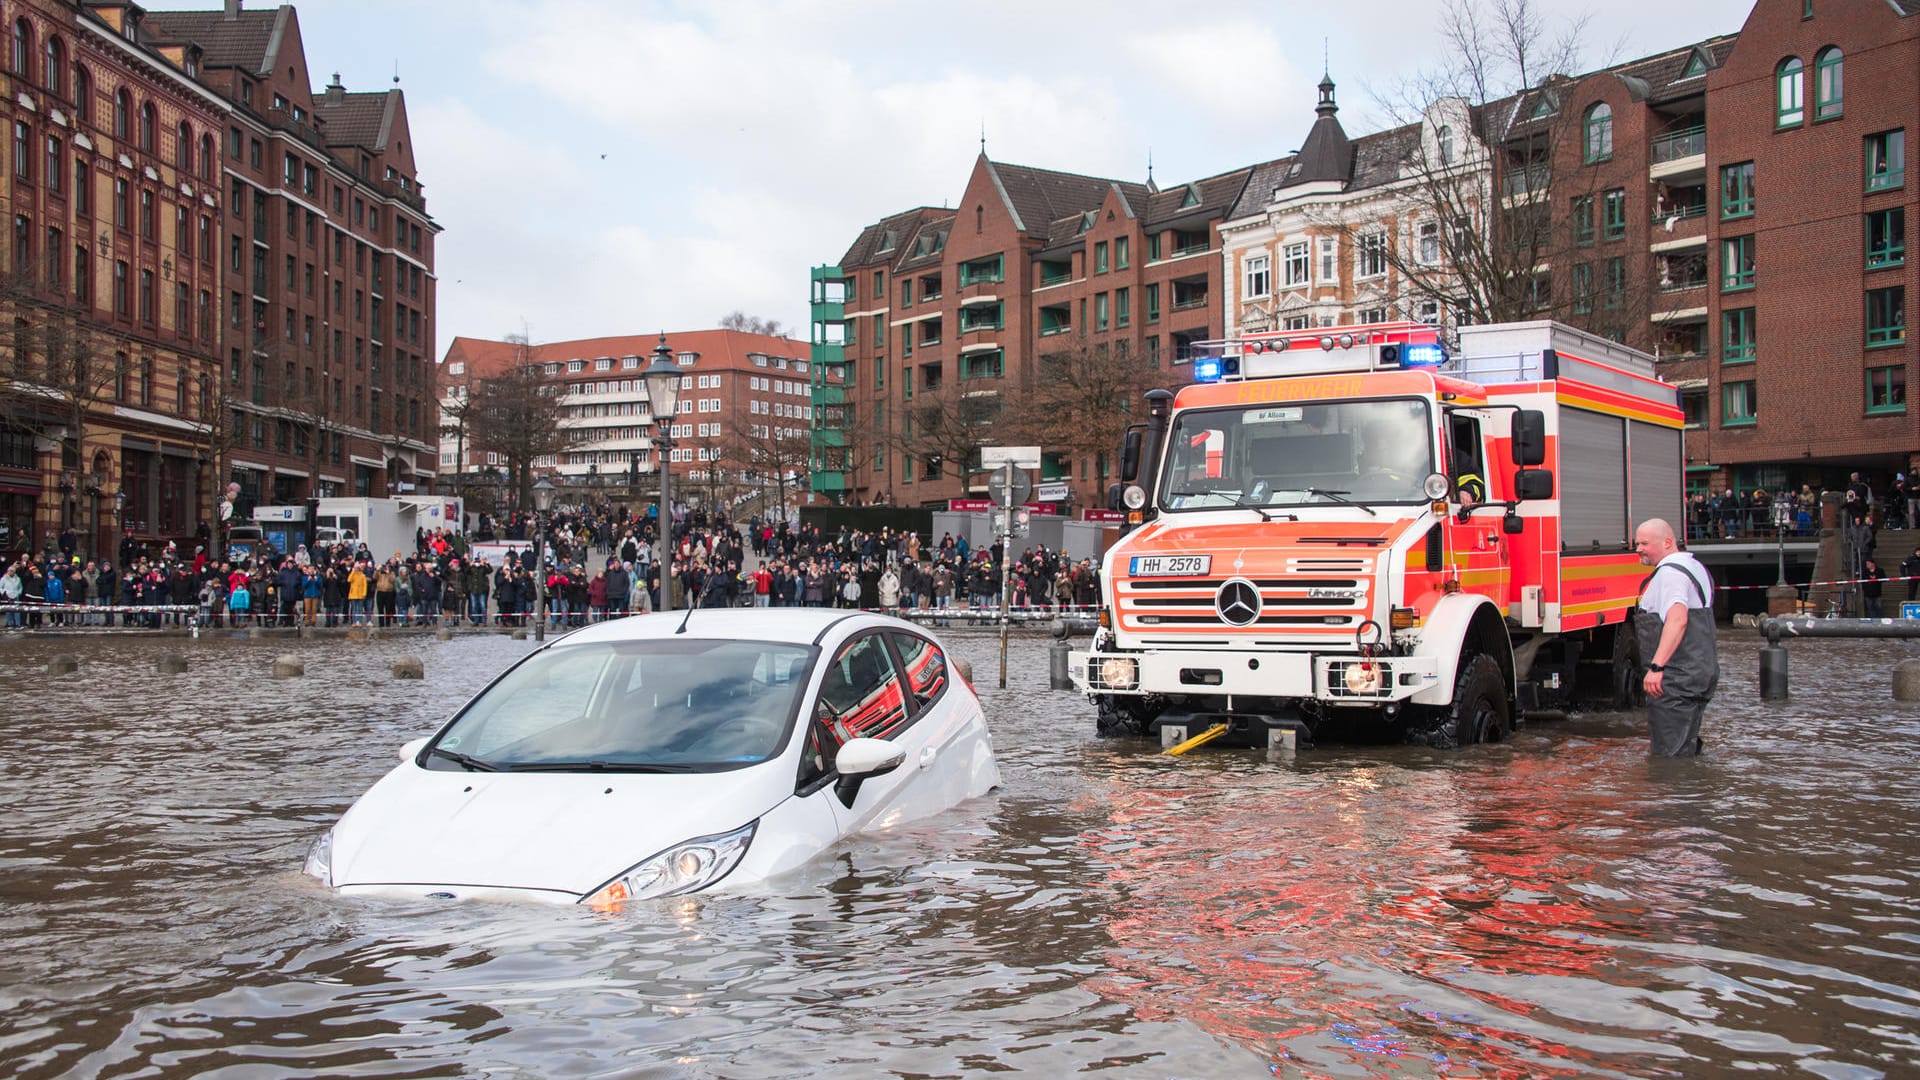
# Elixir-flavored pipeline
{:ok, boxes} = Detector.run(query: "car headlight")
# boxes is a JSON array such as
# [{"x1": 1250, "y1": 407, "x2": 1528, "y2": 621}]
[
  {"x1": 1100, "y1": 656, "x2": 1139, "y2": 690},
  {"x1": 582, "y1": 821, "x2": 757, "y2": 908},
  {"x1": 303, "y1": 829, "x2": 334, "y2": 886}
]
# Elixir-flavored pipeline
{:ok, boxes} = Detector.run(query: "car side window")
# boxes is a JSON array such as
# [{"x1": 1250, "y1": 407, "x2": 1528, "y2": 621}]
[
  {"x1": 800, "y1": 633, "x2": 911, "y2": 790},
  {"x1": 890, "y1": 633, "x2": 948, "y2": 712}
]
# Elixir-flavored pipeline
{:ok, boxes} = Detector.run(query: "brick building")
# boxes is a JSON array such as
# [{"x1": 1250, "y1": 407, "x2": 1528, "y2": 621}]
[
  {"x1": 810, "y1": 153, "x2": 1249, "y2": 508},
  {"x1": 438, "y1": 329, "x2": 815, "y2": 513}
]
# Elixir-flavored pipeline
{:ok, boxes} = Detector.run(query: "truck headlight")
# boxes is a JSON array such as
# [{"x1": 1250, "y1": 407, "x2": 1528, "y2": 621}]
[
  {"x1": 1122, "y1": 485, "x2": 1147, "y2": 510},
  {"x1": 1099, "y1": 657, "x2": 1139, "y2": 690},
  {"x1": 582, "y1": 821, "x2": 756, "y2": 908},
  {"x1": 1341, "y1": 661, "x2": 1385, "y2": 694}
]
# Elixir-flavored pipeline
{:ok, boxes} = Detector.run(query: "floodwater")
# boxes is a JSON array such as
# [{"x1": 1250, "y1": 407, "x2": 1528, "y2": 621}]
[{"x1": 1, "y1": 625, "x2": 1918, "y2": 1078}]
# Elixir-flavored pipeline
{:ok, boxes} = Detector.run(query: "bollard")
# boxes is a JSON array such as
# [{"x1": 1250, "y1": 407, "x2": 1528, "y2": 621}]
[
  {"x1": 272, "y1": 654, "x2": 304, "y2": 678},
  {"x1": 47, "y1": 653, "x2": 79, "y2": 675},
  {"x1": 156, "y1": 653, "x2": 188, "y2": 674},
  {"x1": 391, "y1": 656, "x2": 425, "y2": 680},
  {"x1": 435, "y1": 627, "x2": 452, "y2": 642},
  {"x1": 1895, "y1": 659, "x2": 1920, "y2": 702},
  {"x1": 1048, "y1": 641, "x2": 1073, "y2": 689},
  {"x1": 1759, "y1": 644, "x2": 1789, "y2": 701}
]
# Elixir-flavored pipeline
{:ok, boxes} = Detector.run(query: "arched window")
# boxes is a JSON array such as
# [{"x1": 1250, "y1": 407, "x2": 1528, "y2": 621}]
[
  {"x1": 43, "y1": 36, "x2": 62, "y2": 96},
  {"x1": 73, "y1": 65, "x2": 92, "y2": 125},
  {"x1": 1814, "y1": 47, "x2": 1843, "y2": 120},
  {"x1": 1777, "y1": 57, "x2": 1804, "y2": 127},
  {"x1": 176, "y1": 121, "x2": 191, "y2": 170},
  {"x1": 1437, "y1": 124, "x2": 1455, "y2": 166},
  {"x1": 113, "y1": 87, "x2": 130, "y2": 140},
  {"x1": 139, "y1": 101, "x2": 156, "y2": 152},
  {"x1": 199, "y1": 133, "x2": 214, "y2": 180},
  {"x1": 1583, "y1": 102, "x2": 1612, "y2": 163},
  {"x1": 13, "y1": 18, "x2": 33, "y2": 81}
]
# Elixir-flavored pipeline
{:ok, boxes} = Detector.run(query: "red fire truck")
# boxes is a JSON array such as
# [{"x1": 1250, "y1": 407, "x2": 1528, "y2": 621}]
[{"x1": 1068, "y1": 320, "x2": 1683, "y2": 748}]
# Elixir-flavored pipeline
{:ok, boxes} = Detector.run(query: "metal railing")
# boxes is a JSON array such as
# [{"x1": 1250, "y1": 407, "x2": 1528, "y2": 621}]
[{"x1": 1652, "y1": 125, "x2": 1707, "y2": 163}]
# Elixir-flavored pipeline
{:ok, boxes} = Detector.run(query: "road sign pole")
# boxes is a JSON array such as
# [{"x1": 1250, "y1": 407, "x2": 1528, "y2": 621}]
[{"x1": 999, "y1": 467, "x2": 1015, "y2": 689}]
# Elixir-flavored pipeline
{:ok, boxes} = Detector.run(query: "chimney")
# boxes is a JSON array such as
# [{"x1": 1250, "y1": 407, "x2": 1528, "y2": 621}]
[{"x1": 224, "y1": 0, "x2": 242, "y2": 20}]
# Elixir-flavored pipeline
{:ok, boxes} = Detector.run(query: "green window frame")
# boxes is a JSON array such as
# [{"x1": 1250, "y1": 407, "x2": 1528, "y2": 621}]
[
  {"x1": 1867, "y1": 365, "x2": 1906, "y2": 414},
  {"x1": 1148, "y1": 233, "x2": 1162, "y2": 261},
  {"x1": 1867, "y1": 286, "x2": 1905, "y2": 347},
  {"x1": 1602, "y1": 189, "x2": 1627, "y2": 240},
  {"x1": 1572, "y1": 194, "x2": 1594, "y2": 245},
  {"x1": 1116, "y1": 287, "x2": 1130, "y2": 327},
  {"x1": 1722, "y1": 307, "x2": 1756, "y2": 363},
  {"x1": 958, "y1": 254, "x2": 1004, "y2": 286},
  {"x1": 872, "y1": 270, "x2": 884, "y2": 299},
  {"x1": 1720, "y1": 162, "x2": 1754, "y2": 218},
  {"x1": 901, "y1": 366, "x2": 912, "y2": 400},
  {"x1": 1095, "y1": 292, "x2": 1109, "y2": 331},
  {"x1": 872, "y1": 315, "x2": 886, "y2": 348},
  {"x1": 1814, "y1": 47, "x2": 1842, "y2": 120},
  {"x1": 1723, "y1": 380, "x2": 1758, "y2": 426},
  {"x1": 1867, "y1": 208, "x2": 1905, "y2": 269},
  {"x1": 1777, "y1": 58, "x2": 1804, "y2": 127},
  {"x1": 1094, "y1": 241, "x2": 1108, "y2": 274},
  {"x1": 1145, "y1": 282, "x2": 1160, "y2": 323},
  {"x1": 1572, "y1": 262, "x2": 1594, "y2": 314},
  {"x1": 961, "y1": 350, "x2": 1004, "y2": 381},
  {"x1": 1583, "y1": 102, "x2": 1612, "y2": 163},
  {"x1": 1603, "y1": 256, "x2": 1626, "y2": 308},
  {"x1": 1115, "y1": 236, "x2": 1129, "y2": 269},
  {"x1": 899, "y1": 280, "x2": 912, "y2": 309},
  {"x1": 1722, "y1": 235, "x2": 1755, "y2": 290},
  {"x1": 1867, "y1": 129, "x2": 1905, "y2": 191}
]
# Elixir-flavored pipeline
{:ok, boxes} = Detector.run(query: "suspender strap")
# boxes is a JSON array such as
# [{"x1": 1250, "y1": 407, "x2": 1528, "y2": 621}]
[{"x1": 1638, "y1": 561, "x2": 1711, "y2": 607}]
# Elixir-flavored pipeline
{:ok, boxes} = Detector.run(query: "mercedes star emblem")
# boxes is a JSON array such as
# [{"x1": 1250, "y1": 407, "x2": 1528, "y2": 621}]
[{"x1": 1216, "y1": 579, "x2": 1261, "y2": 626}]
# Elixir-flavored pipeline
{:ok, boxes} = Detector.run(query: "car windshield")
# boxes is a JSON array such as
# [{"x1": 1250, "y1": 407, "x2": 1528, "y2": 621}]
[
  {"x1": 1158, "y1": 397, "x2": 1435, "y2": 509},
  {"x1": 427, "y1": 639, "x2": 816, "y2": 772}
]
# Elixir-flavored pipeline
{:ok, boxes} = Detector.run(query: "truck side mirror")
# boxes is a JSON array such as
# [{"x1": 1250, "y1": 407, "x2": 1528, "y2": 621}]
[
  {"x1": 1119, "y1": 427, "x2": 1144, "y2": 483},
  {"x1": 1512, "y1": 410, "x2": 1546, "y2": 467},
  {"x1": 1515, "y1": 468, "x2": 1553, "y2": 500}
]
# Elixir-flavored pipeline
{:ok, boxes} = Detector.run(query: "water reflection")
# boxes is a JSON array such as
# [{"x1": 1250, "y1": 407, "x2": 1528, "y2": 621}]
[{"x1": 0, "y1": 629, "x2": 1916, "y2": 1077}]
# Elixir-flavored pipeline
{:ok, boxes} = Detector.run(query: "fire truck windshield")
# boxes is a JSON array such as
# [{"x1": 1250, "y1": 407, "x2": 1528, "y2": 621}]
[{"x1": 1158, "y1": 397, "x2": 1435, "y2": 511}]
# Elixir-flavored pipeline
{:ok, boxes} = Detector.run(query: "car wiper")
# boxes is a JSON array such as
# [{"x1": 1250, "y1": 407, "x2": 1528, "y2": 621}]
[
  {"x1": 428, "y1": 747, "x2": 500, "y2": 772},
  {"x1": 1305, "y1": 488, "x2": 1377, "y2": 517},
  {"x1": 505, "y1": 760, "x2": 703, "y2": 773}
]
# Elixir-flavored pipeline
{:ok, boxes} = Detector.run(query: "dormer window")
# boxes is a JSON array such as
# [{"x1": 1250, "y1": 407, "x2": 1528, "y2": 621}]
[{"x1": 273, "y1": 93, "x2": 287, "y2": 111}]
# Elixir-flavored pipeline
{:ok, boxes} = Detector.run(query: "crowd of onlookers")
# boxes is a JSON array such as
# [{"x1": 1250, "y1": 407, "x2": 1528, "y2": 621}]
[
  {"x1": 1686, "y1": 472, "x2": 1920, "y2": 542},
  {"x1": 2, "y1": 502, "x2": 1103, "y2": 630}
]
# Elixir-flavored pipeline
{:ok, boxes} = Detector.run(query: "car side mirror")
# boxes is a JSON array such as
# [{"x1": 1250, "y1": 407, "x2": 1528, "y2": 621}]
[
  {"x1": 1511, "y1": 410, "x2": 1546, "y2": 466},
  {"x1": 1119, "y1": 426, "x2": 1144, "y2": 483},
  {"x1": 833, "y1": 737, "x2": 906, "y2": 807},
  {"x1": 1515, "y1": 468, "x2": 1553, "y2": 500},
  {"x1": 400, "y1": 736, "x2": 429, "y2": 763}
]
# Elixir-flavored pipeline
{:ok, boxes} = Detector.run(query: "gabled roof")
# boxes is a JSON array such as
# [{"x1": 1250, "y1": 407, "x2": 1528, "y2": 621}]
[
  {"x1": 984, "y1": 157, "x2": 1141, "y2": 234},
  {"x1": 443, "y1": 330, "x2": 811, "y2": 381},
  {"x1": 839, "y1": 207, "x2": 952, "y2": 270},
  {"x1": 140, "y1": 7, "x2": 286, "y2": 75},
  {"x1": 313, "y1": 88, "x2": 392, "y2": 150}
]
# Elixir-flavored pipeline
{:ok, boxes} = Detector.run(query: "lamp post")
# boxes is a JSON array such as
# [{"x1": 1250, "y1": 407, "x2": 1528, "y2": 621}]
[
  {"x1": 532, "y1": 477, "x2": 555, "y2": 641},
  {"x1": 1774, "y1": 493, "x2": 1793, "y2": 587},
  {"x1": 641, "y1": 333, "x2": 682, "y2": 615}
]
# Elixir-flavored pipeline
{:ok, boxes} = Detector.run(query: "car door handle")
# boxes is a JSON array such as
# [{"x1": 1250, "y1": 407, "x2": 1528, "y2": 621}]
[{"x1": 917, "y1": 746, "x2": 936, "y2": 770}]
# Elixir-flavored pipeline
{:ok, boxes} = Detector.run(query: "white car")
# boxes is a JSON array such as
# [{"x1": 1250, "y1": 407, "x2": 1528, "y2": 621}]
[{"x1": 304, "y1": 609, "x2": 1000, "y2": 906}]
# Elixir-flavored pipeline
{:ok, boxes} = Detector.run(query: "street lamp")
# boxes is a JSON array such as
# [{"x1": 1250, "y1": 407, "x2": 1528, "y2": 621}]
[
  {"x1": 532, "y1": 477, "x2": 556, "y2": 641},
  {"x1": 1774, "y1": 492, "x2": 1793, "y2": 587},
  {"x1": 641, "y1": 332, "x2": 682, "y2": 614}
]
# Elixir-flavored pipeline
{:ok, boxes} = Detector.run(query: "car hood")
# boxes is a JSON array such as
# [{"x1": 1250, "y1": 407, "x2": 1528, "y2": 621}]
[{"x1": 328, "y1": 760, "x2": 785, "y2": 898}]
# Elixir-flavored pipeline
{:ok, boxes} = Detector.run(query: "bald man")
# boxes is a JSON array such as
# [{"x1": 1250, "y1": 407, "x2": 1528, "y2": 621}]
[{"x1": 1633, "y1": 518, "x2": 1718, "y2": 756}]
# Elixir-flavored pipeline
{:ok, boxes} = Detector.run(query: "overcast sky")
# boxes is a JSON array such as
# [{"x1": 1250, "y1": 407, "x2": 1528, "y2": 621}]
[{"x1": 146, "y1": 0, "x2": 1757, "y2": 357}]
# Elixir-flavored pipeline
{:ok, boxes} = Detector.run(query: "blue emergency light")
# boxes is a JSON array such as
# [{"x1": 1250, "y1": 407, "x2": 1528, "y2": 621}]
[
  {"x1": 1193, "y1": 356, "x2": 1224, "y2": 382},
  {"x1": 1401, "y1": 342, "x2": 1447, "y2": 368}
]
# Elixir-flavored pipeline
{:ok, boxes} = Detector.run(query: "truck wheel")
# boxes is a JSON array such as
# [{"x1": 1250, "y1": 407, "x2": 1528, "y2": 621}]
[
  {"x1": 1408, "y1": 654, "x2": 1510, "y2": 748},
  {"x1": 1095, "y1": 695, "x2": 1150, "y2": 738},
  {"x1": 1610, "y1": 625, "x2": 1646, "y2": 709}
]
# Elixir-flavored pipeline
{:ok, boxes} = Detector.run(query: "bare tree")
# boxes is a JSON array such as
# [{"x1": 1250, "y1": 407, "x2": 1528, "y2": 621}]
[
  {"x1": 998, "y1": 337, "x2": 1162, "y2": 492},
  {"x1": 879, "y1": 382, "x2": 1006, "y2": 489},
  {"x1": 717, "y1": 310, "x2": 784, "y2": 337},
  {"x1": 467, "y1": 336, "x2": 575, "y2": 511},
  {"x1": 716, "y1": 399, "x2": 813, "y2": 519}
]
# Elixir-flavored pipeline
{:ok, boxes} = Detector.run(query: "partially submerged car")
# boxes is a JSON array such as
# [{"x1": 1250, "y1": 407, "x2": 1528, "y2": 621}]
[{"x1": 304, "y1": 609, "x2": 1000, "y2": 906}]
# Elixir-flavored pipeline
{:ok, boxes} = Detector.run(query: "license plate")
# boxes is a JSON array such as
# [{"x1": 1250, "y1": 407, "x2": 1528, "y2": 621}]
[{"x1": 1130, "y1": 555, "x2": 1211, "y2": 577}]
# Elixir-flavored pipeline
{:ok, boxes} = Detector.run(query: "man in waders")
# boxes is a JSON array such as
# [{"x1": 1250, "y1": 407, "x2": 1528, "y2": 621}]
[{"x1": 1634, "y1": 518, "x2": 1717, "y2": 756}]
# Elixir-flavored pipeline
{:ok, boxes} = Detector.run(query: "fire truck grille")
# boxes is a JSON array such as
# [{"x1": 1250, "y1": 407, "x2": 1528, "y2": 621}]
[{"x1": 1118, "y1": 576, "x2": 1369, "y2": 630}]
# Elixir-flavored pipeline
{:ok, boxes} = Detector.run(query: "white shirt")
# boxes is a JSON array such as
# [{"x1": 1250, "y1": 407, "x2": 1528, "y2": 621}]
[{"x1": 1640, "y1": 551, "x2": 1713, "y2": 614}]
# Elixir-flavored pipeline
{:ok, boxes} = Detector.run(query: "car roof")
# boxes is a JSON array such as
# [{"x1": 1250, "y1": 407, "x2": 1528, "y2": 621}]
[{"x1": 553, "y1": 608, "x2": 926, "y2": 648}]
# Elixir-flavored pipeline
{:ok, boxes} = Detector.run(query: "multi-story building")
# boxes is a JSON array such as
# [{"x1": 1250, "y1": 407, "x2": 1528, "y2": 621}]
[
  {"x1": 1, "y1": 0, "x2": 228, "y2": 561},
  {"x1": 438, "y1": 329, "x2": 815, "y2": 512},
  {"x1": 0, "y1": 0, "x2": 437, "y2": 563},
  {"x1": 811, "y1": 153, "x2": 1249, "y2": 508},
  {"x1": 144, "y1": 0, "x2": 439, "y2": 511}
]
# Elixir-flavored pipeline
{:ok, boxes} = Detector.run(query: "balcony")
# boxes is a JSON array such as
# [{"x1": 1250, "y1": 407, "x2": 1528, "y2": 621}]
[
  {"x1": 1657, "y1": 251, "x2": 1709, "y2": 294},
  {"x1": 1650, "y1": 125, "x2": 1706, "y2": 182},
  {"x1": 1501, "y1": 165, "x2": 1549, "y2": 200}
]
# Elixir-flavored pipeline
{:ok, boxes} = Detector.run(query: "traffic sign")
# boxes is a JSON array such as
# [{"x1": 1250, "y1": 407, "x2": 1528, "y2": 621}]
[
  {"x1": 981, "y1": 446, "x2": 1043, "y2": 469},
  {"x1": 986, "y1": 465, "x2": 1032, "y2": 506}
]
